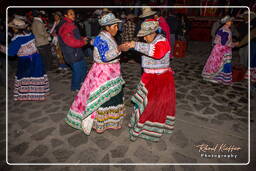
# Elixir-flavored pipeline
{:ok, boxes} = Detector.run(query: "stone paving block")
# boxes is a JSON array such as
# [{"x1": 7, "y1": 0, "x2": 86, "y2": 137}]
[
  {"x1": 67, "y1": 132, "x2": 88, "y2": 147},
  {"x1": 32, "y1": 117, "x2": 49, "y2": 124},
  {"x1": 28, "y1": 144, "x2": 48, "y2": 157},
  {"x1": 155, "y1": 139, "x2": 167, "y2": 151},
  {"x1": 28, "y1": 110, "x2": 43, "y2": 119},
  {"x1": 173, "y1": 152, "x2": 197, "y2": 163},
  {"x1": 10, "y1": 142, "x2": 29, "y2": 156},
  {"x1": 134, "y1": 145, "x2": 160, "y2": 163},
  {"x1": 49, "y1": 113, "x2": 65, "y2": 122},
  {"x1": 91, "y1": 136, "x2": 112, "y2": 150},
  {"x1": 78, "y1": 148, "x2": 98, "y2": 163},
  {"x1": 110, "y1": 145, "x2": 129, "y2": 158},
  {"x1": 202, "y1": 107, "x2": 216, "y2": 115},
  {"x1": 45, "y1": 106, "x2": 61, "y2": 113},
  {"x1": 169, "y1": 130, "x2": 189, "y2": 148},
  {"x1": 101, "y1": 153, "x2": 110, "y2": 163},
  {"x1": 31, "y1": 127, "x2": 55, "y2": 141},
  {"x1": 52, "y1": 148, "x2": 74, "y2": 162},
  {"x1": 51, "y1": 138, "x2": 64, "y2": 149},
  {"x1": 59, "y1": 123, "x2": 77, "y2": 136},
  {"x1": 17, "y1": 120, "x2": 31, "y2": 129}
]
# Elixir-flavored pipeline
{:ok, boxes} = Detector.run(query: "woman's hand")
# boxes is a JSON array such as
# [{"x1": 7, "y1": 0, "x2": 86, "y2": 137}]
[
  {"x1": 127, "y1": 41, "x2": 135, "y2": 48},
  {"x1": 118, "y1": 43, "x2": 130, "y2": 52}
]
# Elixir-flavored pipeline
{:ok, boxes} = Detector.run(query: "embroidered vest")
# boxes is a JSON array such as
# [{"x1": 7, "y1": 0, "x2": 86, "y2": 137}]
[{"x1": 135, "y1": 34, "x2": 170, "y2": 69}]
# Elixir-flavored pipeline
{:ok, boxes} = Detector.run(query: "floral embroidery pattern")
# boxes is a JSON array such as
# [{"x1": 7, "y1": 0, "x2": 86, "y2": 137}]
[{"x1": 94, "y1": 36, "x2": 109, "y2": 62}]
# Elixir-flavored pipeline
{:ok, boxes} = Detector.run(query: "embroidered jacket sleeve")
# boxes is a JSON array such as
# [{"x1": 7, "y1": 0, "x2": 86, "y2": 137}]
[
  {"x1": 8, "y1": 39, "x2": 20, "y2": 56},
  {"x1": 59, "y1": 23, "x2": 85, "y2": 48},
  {"x1": 134, "y1": 39, "x2": 170, "y2": 59},
  {"x1": 94, "y1": 35, "x2": 121, "y2": 62}
]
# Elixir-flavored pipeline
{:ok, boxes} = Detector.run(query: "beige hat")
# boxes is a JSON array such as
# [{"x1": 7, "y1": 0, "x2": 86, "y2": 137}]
[
  {"x1": 137, "y1": 19, "x2": 159, "y2": 37},
  {"x1": 139, "y1": 8, "x2": 157, "y2": 18},
  {"x1": 8, "y1": 18, "x2": 27, "y2": 29}
]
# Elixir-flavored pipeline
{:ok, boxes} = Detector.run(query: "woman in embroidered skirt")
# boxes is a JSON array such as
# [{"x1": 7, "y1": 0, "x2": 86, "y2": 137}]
[
  {"x1": 8, "y1": 18, "x2": 49, "y2": 101},
  {"x1": 202, "y1": 16, "x2": 239, "y2": 85},
  {"x1": 124, "y1": 19, "x2": 176, "y2": 142},
  {"x1": 65, "y1": 13, "x2": 126, "y2": 135}
]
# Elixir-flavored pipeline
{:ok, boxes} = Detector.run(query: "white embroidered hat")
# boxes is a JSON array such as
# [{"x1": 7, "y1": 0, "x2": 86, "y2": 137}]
[
  {"x1": 98, "y1": 13, "x2": 122, "y2": 26},
  {"x1": 137, "y1": 19, "x2": 159, "y2": 37}
]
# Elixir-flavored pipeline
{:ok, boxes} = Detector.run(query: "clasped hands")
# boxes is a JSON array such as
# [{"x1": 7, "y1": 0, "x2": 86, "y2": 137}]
[{"x1": 118, "y1": 41, "x2": 136, "y2": 52}]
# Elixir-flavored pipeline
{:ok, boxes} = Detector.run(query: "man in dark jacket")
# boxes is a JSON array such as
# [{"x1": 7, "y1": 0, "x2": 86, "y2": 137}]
[{"x1": 58, "y1": 9, "x2": 88, "y2": 91}]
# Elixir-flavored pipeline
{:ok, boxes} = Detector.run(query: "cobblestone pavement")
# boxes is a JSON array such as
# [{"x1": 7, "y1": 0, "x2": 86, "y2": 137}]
[{"x1": 1, "y1": 41, "x2": 255, "y2": 171}]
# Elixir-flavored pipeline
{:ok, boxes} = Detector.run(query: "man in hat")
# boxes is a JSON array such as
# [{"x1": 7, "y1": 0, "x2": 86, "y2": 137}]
[
  {"x1": 122, "y1": 19, "x2": 176, "y2": 142},
  {"x1": 31, "y1": 10, "x2": 53, "y2": 72}
]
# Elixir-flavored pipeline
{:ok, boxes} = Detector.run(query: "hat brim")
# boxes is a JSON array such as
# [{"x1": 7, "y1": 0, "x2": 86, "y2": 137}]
[
  {"x1": 8, "y1": 23, "x2": 27, "y2": 29},
  {"x1": 139, "y1": 11, "x2": 157, "y2": 18},
  {"x1": 137, "y1": 27, "x2": 158, "y2": 37},
  {"x1": 100, "y1": 18, "x2": 122, "y2": 26},
  {"x1": 221, "y1": 17, "x2": 234, "y2": 24}
]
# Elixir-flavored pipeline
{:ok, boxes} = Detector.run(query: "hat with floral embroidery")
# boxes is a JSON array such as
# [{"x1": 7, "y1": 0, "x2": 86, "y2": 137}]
[
  {"x1": 137, "y1": 19, "x2": 159, "y2": 37},
  {"x1": 99, "y1": 13, "x2": 122, "y2": 26}
]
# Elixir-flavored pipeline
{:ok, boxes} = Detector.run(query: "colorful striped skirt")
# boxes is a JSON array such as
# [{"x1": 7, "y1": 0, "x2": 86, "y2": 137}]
[
  {"x1": 14, "y1": 53, "x2": 49, "y2": 101},
  {"x1": 65, "y1": 62, "x2": 125, "y2": 135},
  {"x1": 202, "y1": 44, "x2": 232, "y2": 85},
  {"x1": 128, "y1": 69, "x2": 176, "y2": 142}
]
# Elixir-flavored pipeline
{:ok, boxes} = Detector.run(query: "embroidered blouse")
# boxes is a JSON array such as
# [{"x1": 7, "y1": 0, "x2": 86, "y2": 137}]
[
  {"x1": 134, "y1": 34, "x2": 170, "y2": 69},
  {"x1": 214, "y1": 26, "x2": 234, "y2": 47},
  {"x1": 93, "y1": 31, "x2": 121, "y2": 63},
  {"x1": 8, "y1": 33, "x2": 38, "y2": 57}
]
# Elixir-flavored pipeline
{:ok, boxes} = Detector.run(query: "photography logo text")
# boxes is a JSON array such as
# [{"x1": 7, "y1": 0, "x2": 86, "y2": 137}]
[{"x1": 195, "y1": 143, "x2": 242, "y2": 159}]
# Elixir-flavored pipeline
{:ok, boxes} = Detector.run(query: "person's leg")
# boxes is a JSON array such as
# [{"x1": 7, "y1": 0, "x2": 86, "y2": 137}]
[
  {"x1": 38, "y1": 44, "x2": 53, "y2": 72},
  {"x1": 70, "y1": 60, "x2": 87, "y2": 91}
]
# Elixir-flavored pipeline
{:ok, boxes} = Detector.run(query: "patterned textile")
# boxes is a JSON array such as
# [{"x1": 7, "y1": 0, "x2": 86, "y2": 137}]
[
  {"x1": 8, "y1": 33, "x2": 49, "y2": 101},
  {"x1": 134, "y1": 34, "x2": 170, "y2": 69},
  {"x1": 14, "y1": 74, "x2": 49, "y2": 101},
  {"x1": 98, "y1": 13, "x2": 121, "y2": 26},
  {"x1": 121, "y1": 20, "x2": 137, "y2": 43},
  {"x1": 129, "y1": 69, "x2": 176, "y2": 142},
  {"x1": 214, "y1": 26, "x2": 233, "y2": 47},
  {"x1": 93, "y1": 31, "x2": 121, "y2": 63},
  {"x1": 93, "y1": 36, "x2": 109, "y2": 62},
  {"x1": 65, "y1": 62, "x2": 125, "y2": 134},
  {"x1": 202, "y1": 44, "x2": 232, "y2": 85},
  {"x1": 202, "y1": 26, "x2": 233, "y2": 85}
]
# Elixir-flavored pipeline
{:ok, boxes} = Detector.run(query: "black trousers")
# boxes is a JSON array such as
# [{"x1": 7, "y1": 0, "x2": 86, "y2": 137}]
[{"x1": 37, "y1": 44, "x2": 53, "y2": 72}]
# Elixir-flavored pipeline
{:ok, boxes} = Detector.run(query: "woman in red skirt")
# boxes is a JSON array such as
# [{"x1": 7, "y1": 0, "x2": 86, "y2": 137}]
[{"x1": 124, "y1": 19, "x2": 176, "y2": 142}]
